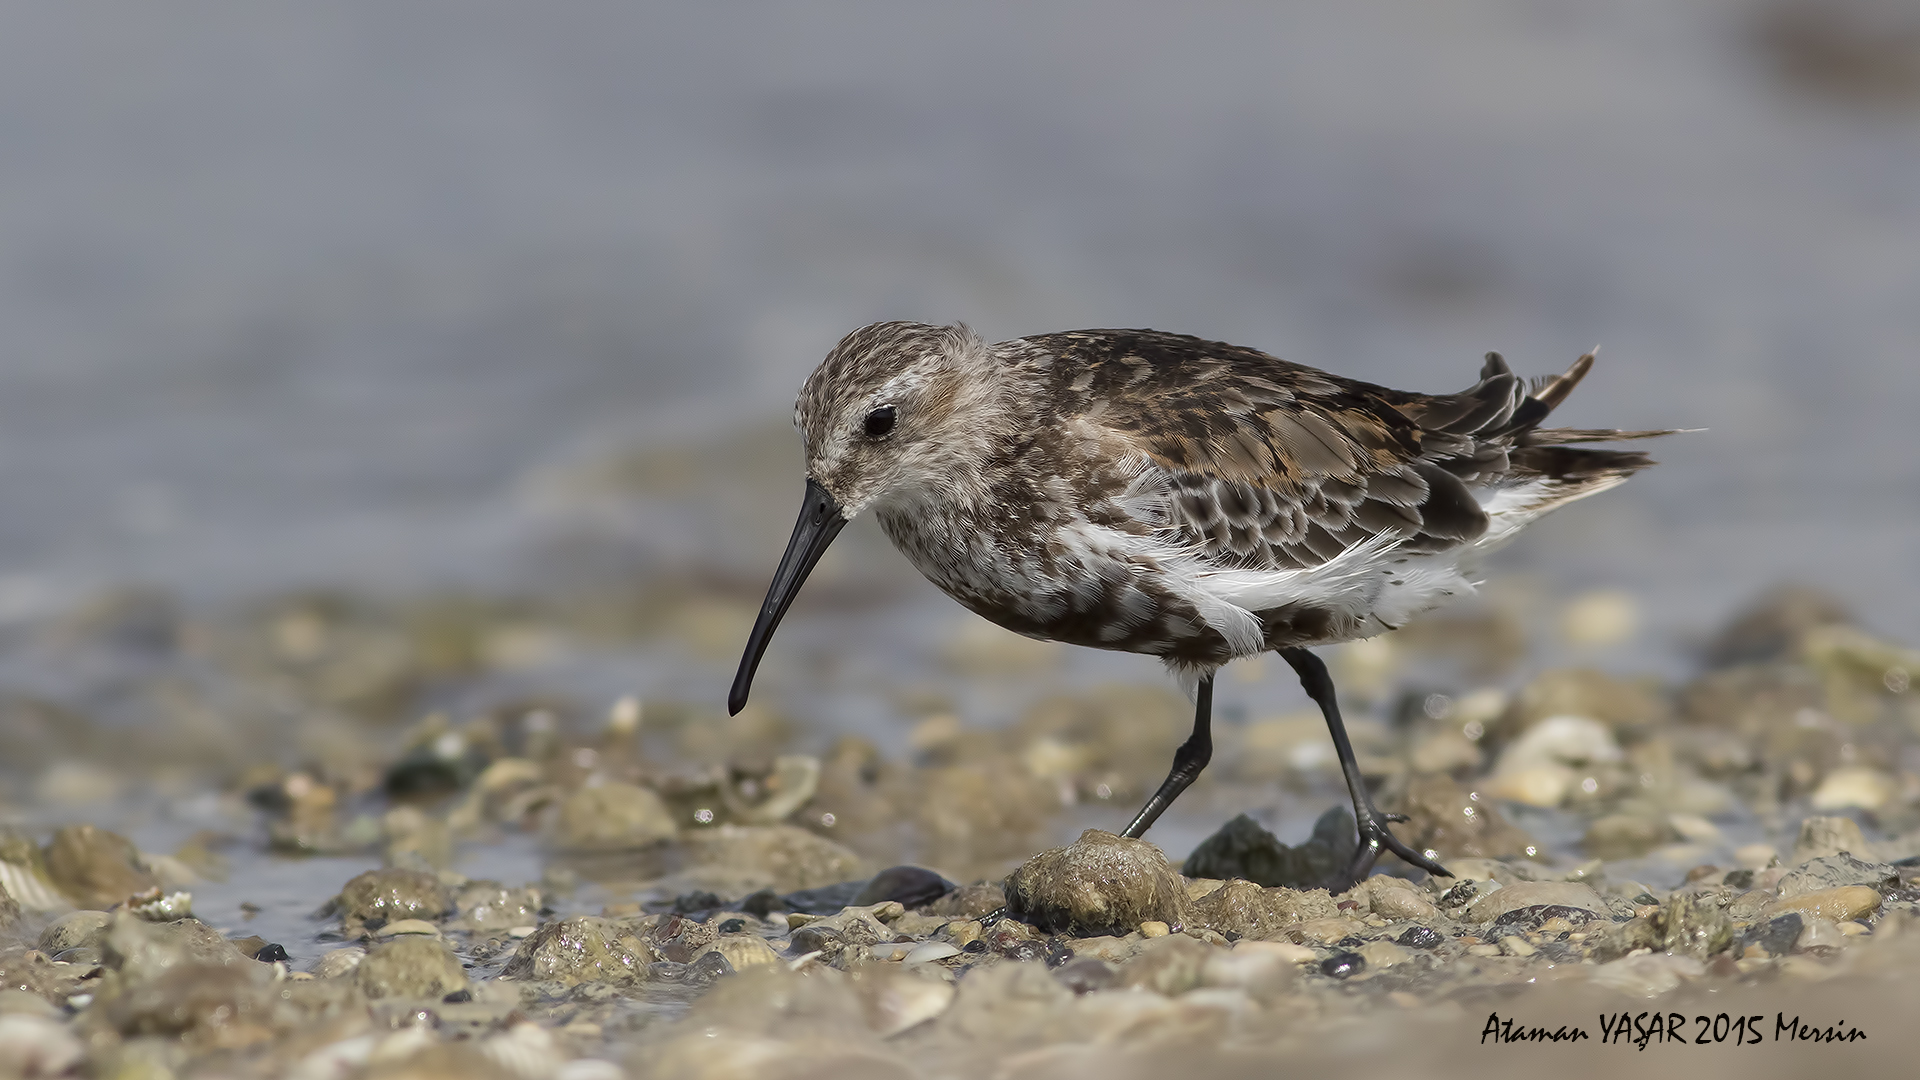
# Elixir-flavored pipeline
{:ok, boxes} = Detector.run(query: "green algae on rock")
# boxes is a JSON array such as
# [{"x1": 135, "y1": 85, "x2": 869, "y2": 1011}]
[{"x1": 1005, "y1": 829, "x2": 1188, "y2": 937}]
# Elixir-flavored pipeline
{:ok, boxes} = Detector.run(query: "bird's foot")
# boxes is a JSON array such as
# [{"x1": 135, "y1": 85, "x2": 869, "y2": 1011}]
[{"x1": 1326, "y1": 810, "x2": 1452, "y2": 892}]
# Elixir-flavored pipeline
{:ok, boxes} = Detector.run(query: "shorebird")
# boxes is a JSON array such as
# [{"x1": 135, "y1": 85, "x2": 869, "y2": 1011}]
[{"x1": 729, "y1": 323, "x2": 1670, "y2": 886}]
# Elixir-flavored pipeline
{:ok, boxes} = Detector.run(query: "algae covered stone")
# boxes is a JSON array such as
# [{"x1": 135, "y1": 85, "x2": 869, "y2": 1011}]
[
  {"x1": 324, "y1": 868, "x2": 453, "y2": 931},
  {"x1": 356, "y1": 936, "x2": 469, "y2": 999},
  {"x1": 1004, "y1": 829, "x2": 1187, "y2": 937}
]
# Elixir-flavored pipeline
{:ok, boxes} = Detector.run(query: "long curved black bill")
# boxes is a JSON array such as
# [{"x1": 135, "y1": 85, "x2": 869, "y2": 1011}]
[{"x1": 728, "y1": 478, "x2": 847, "y2": 715}]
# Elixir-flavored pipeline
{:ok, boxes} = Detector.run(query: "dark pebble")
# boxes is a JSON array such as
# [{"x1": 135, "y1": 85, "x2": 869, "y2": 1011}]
[
  {"x1": 963, "y1": 939, "x2": 988, "y2": 954},
  {"x1": 1044, "y1": 938, "x2": 1075, "y2": 968},
  {"x1": 717, "y1": 918, "x2": 748, "y2": 935},
  {"x1": 1396, "y1": 926, "x2": 1444, "y2": 950},
  {"x1": 739, "y1": 889, "x2": 782, "y2": 919},
  {"x1": 1743, "y1": 913, "x2": 1804, "y2": 958},
  {"x1": 442, "y1": 989, "x2": 473, "y2": 1003},
  {"x1": 1054, "y1": 957, "x2": 1117, "y2": 993},
  {"x1": 256, "y1": 942, "x2": 291, "y2": 964},
  {"x1": 1723, "y1": 869, "x2": 1755, "y2": 890},
  {"x1": 1321, "y1": 951, "x2": 1366, "y2": 979},
  {"x1": 1002, "y1": 939, "x2": 1048, "y2": 963},
  {"x1": 1487, "y1": 904, "x2": 1599, "y2": 939},
  {"x1": 668, "y1": 891, "x2": 727, "y2": 915},
  {"x1": 1438, "y1": 882, "x2": 1477, "y2": 907},
  {"x1": 852, "y1": 865, "x2": 957, "y2": 908}
]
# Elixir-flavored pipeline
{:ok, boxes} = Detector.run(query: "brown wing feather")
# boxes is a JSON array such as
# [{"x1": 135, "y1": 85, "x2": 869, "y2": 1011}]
[
  {"x1": 1026, "y1": 330, "x2": 1504, "y2": 571},
  {"x1": 1025, "y1": 330, "x2": 1670, "y2": 574}
]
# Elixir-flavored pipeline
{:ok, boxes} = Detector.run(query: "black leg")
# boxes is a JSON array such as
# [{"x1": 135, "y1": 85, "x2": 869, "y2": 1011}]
[
  {"x1": 1121, "y1": 675, "x2": 1214, "y2": 839},
  {"x1": 1279, "y1": 647, "x2": 1453, "y2": 888}
]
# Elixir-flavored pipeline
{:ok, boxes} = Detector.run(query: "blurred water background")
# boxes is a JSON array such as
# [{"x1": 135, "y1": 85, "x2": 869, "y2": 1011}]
[{"x1": 0, "y1": 0, "x2": 1917, "y2": 846}]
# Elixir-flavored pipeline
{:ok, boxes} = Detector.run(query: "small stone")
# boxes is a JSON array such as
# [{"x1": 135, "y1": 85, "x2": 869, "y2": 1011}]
[
  {"x1": 99, "y1": 962, "x2": 275, "y2": 1042},
  {"x1": 450, "y1": 880, "x2": 543, "y2": 932},
  {"x1": 677, "y1": 825, "x2": 867, "y2": 893},
  {"x1": 1139, "y1": 920, "x2": 1170, "y2": 938},
  {"x1": 1735, "y1": 843, "x2": 1779, "y2": 869},
  {"x1": 1359, "y1": 940, "x2": 1413, "y2": 968},
  {"x1": 853, "y1": 966, "x2": 956, "y2": 1037},
  {"x1": 1388, "y1": 776, "x2": 1538, "y2": 860},
  {"x1": 35, "y1": 911, "x2": 111, "y2": 956},
  {"x1": 1181, "y1": 808, "x2": 1355, "y2": 888},
  {"x1": 1288, "y1": 917, "x2": 1363, "y2": 944},
  {"x1": 42, "y1": 825, "x2": 158, "y2": 910},
  {"x1": 1465, "y1": 944, "x2": 1504, "y2": 957},
  {"x1": 1809, "y1": 767, "x2": 1899, "y2": 812},
  {"x1": 1482, "y1": 764, "x2": 1576, "y2": 809},
  {"x1": 1364, "y1": 876, "x2": 1439, "y2": 921},
  {"x1": 1004, "y1": 830, "x2": 1188, "y2": 938},
  {"x1": 700, "y1": 934, "x2": 781, "y2": 971},
  {"x1": 313, "y1": 947, "x2": 365, "y2": 978},
  {"x1": 501, "y1": 916, "x2": 658, "y2": 985},
  {"x1": 556, "y1": 782, "x2": 678, "y2": 848},
  {"x1": 1585, "y1": 814, "x2": 1676, "y2": 860},
  {"x1": 903, "y1": 941, "x2": 962, "y2": 965},
  {"x1": 1396, "y1": 926, "x2": 1444, "y2": 950},
  {"x1": 922, "y1": 881, "x2": 1006, "y2": 919},
  {"x1": 379, "y1": 919, "x2": 440, "y2": 937},
  {"x1": 1777, "y1": 854, "x2": 1898, "y2": 899},
  {"x1": 1487, "y1": 715, "x2": 1623, "y2": 808},
  {"x1": 1498, "y1": 935, "x2": 1535, "y2": 957},
  {"x1": 1319, "y1": 951, "x2": 1364, "y2": 978},
  {"x1": 1495, "y1": 668, "x2": 1666, "y2": 742},
  {"x1": 356, "y1": 936, "x2": 469, "y2": 999},
  {"x1": 1660, "y1": 895, "x2": 1735, "y2": 959},
  {"x1": 1762, "y1": 885, "x2": 1882, "y2": 924},
  {"x1": 1117, "y1": 934, "x2": 1216, "y2": 996},
  {"x1": 1201, "y1": 944, "x2": 1297, "y2": 1002},
  {"x1": 325, "y1": 868, "x2": 453, "y2": 931},
  {"x1": 102, "y1": 915, "x2": 252, "y2": 980},
  {"x1": 1796, "y1": 918, "x2": 1848, "y2": 951},
  {"x1": 852, "y1": 865, "x2": 955, "y2": 908},
  {"x1": 1793, "y1": 816, "x2": 1871, "y2": 863},
  {"x1": 1231, "y1": 939, "x2": 1317, "y2": 964},
  {"x1": 0, "y1": 1013, "x2": 83, "y2": 1075},
  {"x1": 1187, "y1": 879, "x2": 1339, "y2": 939},
  {"x1": 1463, "y1": 881, "x2": 1606, "y2": 924},
  {"x1": 1408, "y1": 728, "x2": 1484, "y2": 775}
]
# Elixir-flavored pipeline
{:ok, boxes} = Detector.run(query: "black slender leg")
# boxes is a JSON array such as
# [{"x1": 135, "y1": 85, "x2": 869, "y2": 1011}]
[
  {"x1": 1279, "y1": 647, "x2": 1453, "y2": 888},
  {"x1": 1121, "y1": 675, "x2": 1214, "y2": 839}
]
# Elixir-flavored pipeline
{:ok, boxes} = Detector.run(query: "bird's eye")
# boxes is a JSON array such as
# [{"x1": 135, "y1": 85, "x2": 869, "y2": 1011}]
[{"x1": 862, "y1": 405, "x2": 897, "y2": 439}]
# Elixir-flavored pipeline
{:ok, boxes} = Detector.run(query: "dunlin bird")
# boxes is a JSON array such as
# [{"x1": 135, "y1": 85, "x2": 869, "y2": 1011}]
[{"x1": 729, "y1": 322, "x2": 1669, "y2": 886}]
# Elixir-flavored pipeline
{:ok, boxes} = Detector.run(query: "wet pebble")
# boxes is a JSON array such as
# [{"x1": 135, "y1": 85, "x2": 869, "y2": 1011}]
[
  {"x1": 1319, "y1": 951, "x2": 1365, "y2": 979},
  {"x1": 43, "y1": 825, "x2": 157, "y2": 910},
  {"x1": 326, "y1": 868, "x2": 453, "y2": 932},
  {"x1": 556, "y1": 781, "x2": 678, "y2": 848},
  {"x1": 1742, "y1": 913, "x2": 1804, "y2": 958},
  {"x1": 1762, "y1": 885, "x2": 1882, "y2": 924},
  {"x1": 356, "y1": 936, "x2": 470, "y2": 999},
  {"x1": 1395, "y1": 925, "x2": 1444, "y2": 950},
  {"x1": 1004, "y1": 829, "x2": 1188, "y2": 938},
  {"x1": 1186, "y1": 879, "x2": 1337, "y2": 940},
  {"x1": 501, "y1": 916, "x2": 657, "y2": 985}
]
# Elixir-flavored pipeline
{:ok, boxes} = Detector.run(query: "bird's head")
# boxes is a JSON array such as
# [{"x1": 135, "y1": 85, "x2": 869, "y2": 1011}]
[{"x1": 729, "y1": 321, "x2": 999, "y2": 714}]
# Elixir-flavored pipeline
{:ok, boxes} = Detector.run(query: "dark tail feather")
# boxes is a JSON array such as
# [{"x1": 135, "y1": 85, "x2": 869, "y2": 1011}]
[{"x1": 1511, "y1": 443, "x2": 1657, "y2": 480}]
